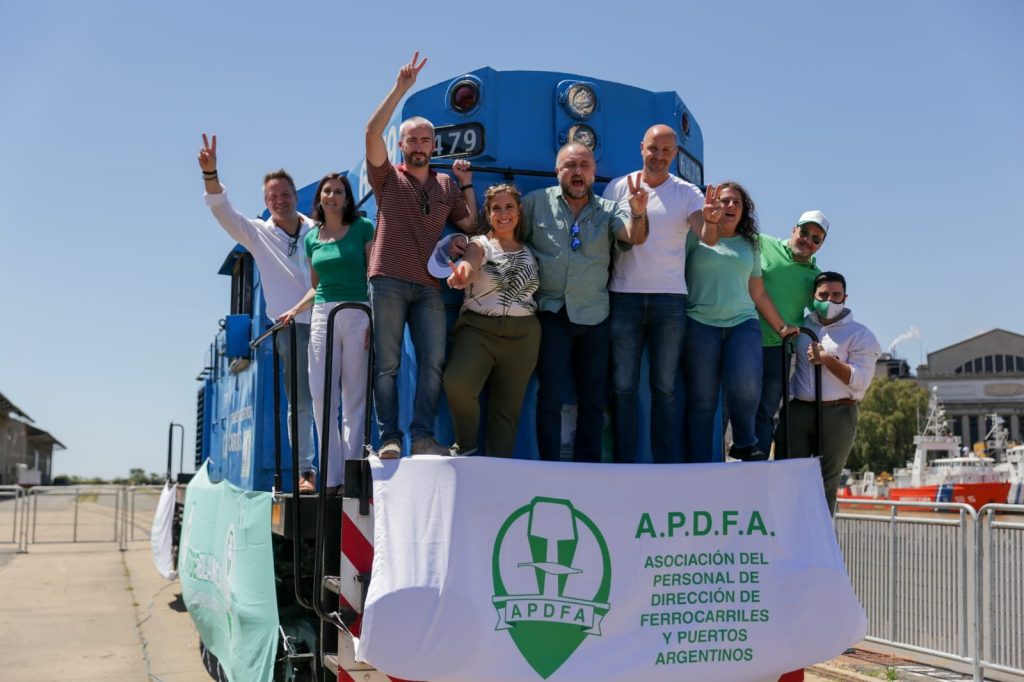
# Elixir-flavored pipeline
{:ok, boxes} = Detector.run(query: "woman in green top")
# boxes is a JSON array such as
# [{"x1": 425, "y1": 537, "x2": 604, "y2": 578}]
[
  {"x1": 683, "y1": 182, "x2": 795, "y2": 463},
  {"x1": 280, "y1": 174, "x2": 373, "y2": 492}
]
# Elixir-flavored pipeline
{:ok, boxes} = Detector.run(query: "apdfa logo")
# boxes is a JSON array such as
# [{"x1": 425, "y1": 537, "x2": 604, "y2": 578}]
[{"x1": 491, "y1": 497, "x2": 612, "y2": 678}]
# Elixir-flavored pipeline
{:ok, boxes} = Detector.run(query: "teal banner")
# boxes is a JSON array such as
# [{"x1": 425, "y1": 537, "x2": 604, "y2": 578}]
[{"x1": 179, "y1": 462, "x2": 278, "y2": 681}]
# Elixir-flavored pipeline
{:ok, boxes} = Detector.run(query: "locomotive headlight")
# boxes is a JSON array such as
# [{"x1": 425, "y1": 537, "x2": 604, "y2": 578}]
[
  {"x1": 568, "y1": 124, "x2": 597, "y2": 150},
  {"x1": 565, "y1": 83, "x2": 597, "y2": 118}
]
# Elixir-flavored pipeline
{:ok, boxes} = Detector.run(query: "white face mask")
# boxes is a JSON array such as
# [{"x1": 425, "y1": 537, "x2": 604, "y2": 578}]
[{"x1": 812, "y1": 298, "x2": 845, "y2": 319}]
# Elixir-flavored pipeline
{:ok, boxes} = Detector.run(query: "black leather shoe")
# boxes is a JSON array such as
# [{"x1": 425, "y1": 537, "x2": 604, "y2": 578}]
[{"x1": 729, "y1": 444, "x2": 769, "y2": 462}]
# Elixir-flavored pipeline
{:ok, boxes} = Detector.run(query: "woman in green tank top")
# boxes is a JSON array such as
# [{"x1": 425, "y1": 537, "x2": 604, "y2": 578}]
[{"x1": 279, "y1": 174, "x2": 373, "y2": 493}]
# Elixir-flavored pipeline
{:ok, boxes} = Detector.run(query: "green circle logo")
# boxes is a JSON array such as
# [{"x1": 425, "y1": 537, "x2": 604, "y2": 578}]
[{"x1": 492, "y1": 497, "x2": 612, "y2": 678}]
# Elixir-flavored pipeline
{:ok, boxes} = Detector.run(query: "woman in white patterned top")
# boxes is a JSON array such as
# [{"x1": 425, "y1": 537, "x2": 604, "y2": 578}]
[{"x1": 442, "y1": 184, "x2": 540, "y2": 456}]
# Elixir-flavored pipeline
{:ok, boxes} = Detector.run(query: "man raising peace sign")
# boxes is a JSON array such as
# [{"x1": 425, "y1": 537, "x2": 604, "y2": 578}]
[
  {"x1": 198, "y1": 134, "x2": 318, "y2": 489},
  {"x1": 520, "y1": 142, "x2": 648, "y2": 463},
  {"x1": 364, "y1": 53, "x2": 478, "y2": 459},
  {"x1": 602, "y1": 124, "x2": 719, "y2": 464}
]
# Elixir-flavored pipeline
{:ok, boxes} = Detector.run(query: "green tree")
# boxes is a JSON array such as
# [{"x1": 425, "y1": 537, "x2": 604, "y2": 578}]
[{"x1": 849, "y1": 378, "x2": 930, "y2": 473}]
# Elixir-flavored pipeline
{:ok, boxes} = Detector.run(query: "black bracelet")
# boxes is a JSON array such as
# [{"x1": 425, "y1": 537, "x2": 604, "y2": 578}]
[
  {"x1": 460, "y1": 184, "x2": 473, "y2": 191},
  {"x1": 203, "y1": 171, "x2": 218, "y2": 178}
]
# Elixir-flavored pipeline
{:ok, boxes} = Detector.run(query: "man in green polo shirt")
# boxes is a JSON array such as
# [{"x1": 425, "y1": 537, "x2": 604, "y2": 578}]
[
  {"x1": 520, "y1": 142, "x2": 649, "y2": 462},
  {"x1": 754, "y1": 210, "x2": 828, "y2": 457}
]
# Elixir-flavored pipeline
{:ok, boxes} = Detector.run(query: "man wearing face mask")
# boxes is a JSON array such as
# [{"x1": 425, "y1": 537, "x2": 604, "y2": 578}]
[
  {"x1": 786, "y1": 271, "x2": 882, "y2": 515},
  {"x1": 754, "y1": 210, "x2": 828, "y2": 457}
]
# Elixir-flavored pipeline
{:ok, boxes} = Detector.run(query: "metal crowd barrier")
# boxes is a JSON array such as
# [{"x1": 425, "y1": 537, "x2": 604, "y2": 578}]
[
  {"x1": 979, "y1": 504, "x2": 1024, "y2": 678},
  {"x1": 9, "y1": 484, "x2": 168, "y2": 552},
  {"x1": 837, "y1": 499, "x2": 1024, "y2": 682},
  {"x1": 124, "y1": 485, "x2": 164, "y2": 542},
  {"x1": 0, "y1": 485, "x2": 29, "y2": 553},
  {"x1": 26, "y1": 485, "x2": 125, "y2": 545}
]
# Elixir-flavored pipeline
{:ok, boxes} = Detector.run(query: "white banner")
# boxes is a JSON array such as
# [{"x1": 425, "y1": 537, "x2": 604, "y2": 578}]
[
  {"x1": 356, "y1": 457, "x2": 865, "y2": 682},
  {"x1": 151, "y1": 483, "x2": 178, "y2": 580}
]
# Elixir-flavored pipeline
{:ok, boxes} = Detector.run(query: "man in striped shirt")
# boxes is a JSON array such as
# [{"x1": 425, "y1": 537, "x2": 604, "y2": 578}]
[{"x1": 365, "y1": 53, "x2": 477, "y2": 458}]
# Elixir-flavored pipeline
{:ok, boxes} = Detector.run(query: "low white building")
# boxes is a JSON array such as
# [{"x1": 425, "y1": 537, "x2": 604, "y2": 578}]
[{"x1": 915, "y1": 329, "x2": 1024, "y2": 446}]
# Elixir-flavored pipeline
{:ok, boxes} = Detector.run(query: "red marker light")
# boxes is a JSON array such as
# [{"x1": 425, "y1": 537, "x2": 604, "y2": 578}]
[{"x1": 451, "y1": 81, "x2": 480, "y2": 113}]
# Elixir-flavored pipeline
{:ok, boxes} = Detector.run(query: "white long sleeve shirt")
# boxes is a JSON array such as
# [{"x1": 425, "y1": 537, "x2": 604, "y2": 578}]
[
  {"x1": 790, "y1": 309, "x2": 882, "y2": 402},
  {"x1": 205, "y1": 186, "x2": 314, "y2": 323}
]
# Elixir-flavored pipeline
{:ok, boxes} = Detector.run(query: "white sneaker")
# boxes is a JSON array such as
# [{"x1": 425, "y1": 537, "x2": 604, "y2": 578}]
[
  {"x1": 378, "y1": 439, "x2": 402, "y2": 460},
  {"x1": 411, "y1": 436, "x2": 452, "y2": 456},
  {"x1": 449, "y1": 443, "x2": 477, "y2": 457}
]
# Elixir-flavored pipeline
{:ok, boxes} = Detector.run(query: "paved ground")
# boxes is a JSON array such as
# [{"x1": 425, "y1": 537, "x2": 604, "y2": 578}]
[
  {"x1": 0, "y1": 495, "x2": 991, "y2": 682},
  {"x1": 0, "y1": 497, "x2": 207, "y2": 682}
]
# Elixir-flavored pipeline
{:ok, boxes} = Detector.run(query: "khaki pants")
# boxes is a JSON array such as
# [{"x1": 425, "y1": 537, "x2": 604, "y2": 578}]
[{"x1": 443, "y1": 312, "x2": 540, "y2": 456}]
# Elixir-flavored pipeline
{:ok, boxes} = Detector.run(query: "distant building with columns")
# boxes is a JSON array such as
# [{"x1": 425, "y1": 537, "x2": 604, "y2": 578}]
[{"x1": 915, "y1": 328, "x2": 1024, "y2": 447}]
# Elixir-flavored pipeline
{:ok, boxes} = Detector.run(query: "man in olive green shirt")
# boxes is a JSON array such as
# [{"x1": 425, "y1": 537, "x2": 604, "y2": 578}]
[
  {"x1": 520, "y1": 142, "x2": 648, "y2": 462},
  {"x1": 755, "y1": 210, "x2": 827, "y2": 456}
]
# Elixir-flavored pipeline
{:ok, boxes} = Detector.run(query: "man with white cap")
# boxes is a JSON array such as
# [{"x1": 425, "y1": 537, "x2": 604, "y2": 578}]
[{"x1": 754, "y1": 210, "x2": 828, "y2": 457}]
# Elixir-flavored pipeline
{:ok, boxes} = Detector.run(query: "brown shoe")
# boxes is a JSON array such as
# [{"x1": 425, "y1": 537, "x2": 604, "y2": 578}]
[{"x1": 299, "y1": 472, "x2": 316, "y2": 494}]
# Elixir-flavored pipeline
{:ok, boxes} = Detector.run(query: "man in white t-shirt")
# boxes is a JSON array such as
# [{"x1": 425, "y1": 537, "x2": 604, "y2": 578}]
[
  {"x1": 602, "y1": 124, "x2": 717, "y2": 463},
  {"x1": 197, "y1": 134, "x2": 317, "y2": 491}
]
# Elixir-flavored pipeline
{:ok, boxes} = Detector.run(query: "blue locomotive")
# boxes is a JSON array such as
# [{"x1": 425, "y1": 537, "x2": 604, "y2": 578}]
[{"x1": 186, "y1": 66, "x2": 704, "y2": 681}]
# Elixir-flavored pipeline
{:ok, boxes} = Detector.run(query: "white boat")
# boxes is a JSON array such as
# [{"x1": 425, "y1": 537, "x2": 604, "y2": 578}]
[{"x1": 887, "y1": 389, "x2": 1011, "y2": 510}]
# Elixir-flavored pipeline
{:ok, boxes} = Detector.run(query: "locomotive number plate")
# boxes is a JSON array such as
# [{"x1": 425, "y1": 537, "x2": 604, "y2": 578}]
[{"x1": 432, "y1": 123, "x2": 485, "y2": 158}]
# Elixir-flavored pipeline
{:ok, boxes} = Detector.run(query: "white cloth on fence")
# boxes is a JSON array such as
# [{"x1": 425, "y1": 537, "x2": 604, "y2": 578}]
[
  {"x1": 355, "y1": 456, "x2": 866, "y2": 682},
  {"x1": 150, "y1": 483, "x2": 177, "y2": 580}
]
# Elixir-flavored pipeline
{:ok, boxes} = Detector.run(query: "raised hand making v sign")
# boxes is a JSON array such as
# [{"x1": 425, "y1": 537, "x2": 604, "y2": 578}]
[
  {"x1": 600, "y1": 123, "x2": 714, "y2": 464},
  {"x1": 362, "y1": 53, "x2": 478, "y2": 460},
  {"x1": 197, "y1": 132, "x2": 317, "y2": 483},
  {"x1": 702, "y1": 184, "x2": 723, "y2": 225}
]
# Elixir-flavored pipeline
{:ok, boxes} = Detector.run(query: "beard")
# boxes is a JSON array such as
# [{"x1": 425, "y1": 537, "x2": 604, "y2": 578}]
[
  {"x1": 560, "y1": 176, "x2": 591, "y2": 200},
  {"x1": 405, "y1": 152, "x2": 429, "y2": 168}
]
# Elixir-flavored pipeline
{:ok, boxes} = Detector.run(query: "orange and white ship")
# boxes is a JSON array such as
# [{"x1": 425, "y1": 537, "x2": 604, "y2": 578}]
[
  {"x1": 839, "y1": 389, "x2": 1022, "y2": 511},
  {"x1": 885, "y1": 389, "x2": 1011, "y2": 510}
]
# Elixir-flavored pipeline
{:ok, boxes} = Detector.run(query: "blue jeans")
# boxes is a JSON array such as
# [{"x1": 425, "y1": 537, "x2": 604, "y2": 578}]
[
  {"x1": 368, "y1": 277, "x2": 446, "y2": 443},
  {"x1": 610, "y1": 292, "x2": 687, "y2": 463},
  {"x1": 535, "y1": 308, "x2": 610, "y2": 462},
  {"x1": 755, "y1": 345, "x2": 786, "y2": 457},
  {"x1": 683, "y1": 317, "x2": 762, "y2": 463},
  {"x1": 276, "y1": 322, "x2": 315, "y2": 474}
]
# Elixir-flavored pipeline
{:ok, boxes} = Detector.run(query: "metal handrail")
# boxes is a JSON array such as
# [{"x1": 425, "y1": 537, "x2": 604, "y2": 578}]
[
  {"x1": 250, "y1": 320, "x2": 289, "y2": 350},
  {"x1": 312, "y1": 302, "x2": 374, "y2": 628},
  {"x1": 778, "y1": 327, "x2": 823, "y2": 458},
  {"x1": 252, "y1": 320, "x2": 312, "y2": 609},
  {"x1": 166, "y1": 422, "x2": 184, "y2": 483}
]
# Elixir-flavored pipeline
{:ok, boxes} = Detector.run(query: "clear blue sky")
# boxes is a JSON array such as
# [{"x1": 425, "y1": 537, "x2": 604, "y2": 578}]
[{"x1": 2, "y1": 0, "x2": 1021, "y2": 479}]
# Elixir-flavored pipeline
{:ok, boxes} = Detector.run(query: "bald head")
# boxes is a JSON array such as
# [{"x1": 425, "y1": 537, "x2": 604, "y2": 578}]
[
  {"x1": 640, "y1": 124, "x2": 679, "y2": 185},
  {"x1": 556, "y1": 142, "x2": 596, "y2": 201},
  {"x1": 556, "y1": 142, "x2": 594, "y2": 167}
]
